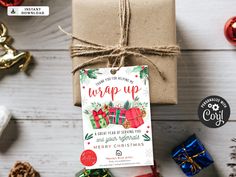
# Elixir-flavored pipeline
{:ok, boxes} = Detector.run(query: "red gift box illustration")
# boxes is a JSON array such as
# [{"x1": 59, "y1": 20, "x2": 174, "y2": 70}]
[
  {"x1": 90, "y1": 109, "x2": 109, "y2": 129},
  {"x1": 109, "y1": 107, "x2": 126, "y2": 125},
  {"x1": 125, "y1": 108, "x2": 144, "y2": 128}
]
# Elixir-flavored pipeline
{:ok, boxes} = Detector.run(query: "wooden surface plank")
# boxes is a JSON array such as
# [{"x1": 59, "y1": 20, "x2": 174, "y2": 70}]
[
  {"x1": 1, "y1": 0, "x2": 236, "y2": 50},
  {"x1": 0, "y1": 0, "x2": 72, "y2": 50},
  {"x1": 0, "y1": 51, "x2": 235, "y2": 120},
  {"x1": 0, "y1": 120, "x2": 234, "y2": 177}
]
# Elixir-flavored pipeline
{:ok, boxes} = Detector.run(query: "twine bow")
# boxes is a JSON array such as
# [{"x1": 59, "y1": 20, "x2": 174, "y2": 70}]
[
  {"x1": 59, "y1": 0, "x2": 180, "y2": 80},
  {"x1": 175, "y1": 145, "x2": 206, "y2": 174}
]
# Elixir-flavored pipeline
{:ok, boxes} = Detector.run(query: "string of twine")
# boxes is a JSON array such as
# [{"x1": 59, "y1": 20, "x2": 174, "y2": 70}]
[{"x1": 59, "y1": 0, "x2": 180, "y2": 80}]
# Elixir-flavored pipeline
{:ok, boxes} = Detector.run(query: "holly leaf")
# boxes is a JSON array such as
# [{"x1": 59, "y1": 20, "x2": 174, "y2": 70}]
[
  {"x1": 80, "y1": 73, "x2": 87, "y2": 83},
  {"x1": 134, "y1": 96, "x2": 139, "y2": 101},
  {"x1": 124, "y1": 101, "x2": 130, "y2": 110},
  {"x1": 132, "y1": 66, "x2": 142, "y2": 72},
  {"x1": 79, "y1": 70, "x2": 84, "y2": 75},
  {"x1": 87, "y1": 70, "x2": 97, "y2": 79},
  {"x1": 108, "y1": 101, "x2": 114, "y2": 107},
  {"x1": 84, "y1": 110, "x2": 90, "y2": 115},
  {"x1": 143, "y1": 67, "x2": 148, "y2": 75},
  {"x1": 140, "y1": 70, "x2": 145, "y2": 79}
]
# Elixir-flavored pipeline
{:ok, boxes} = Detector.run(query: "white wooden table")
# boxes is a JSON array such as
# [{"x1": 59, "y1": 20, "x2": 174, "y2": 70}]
[{"x1": 0, "y1": 0, "x2": 236, "y2": 176}]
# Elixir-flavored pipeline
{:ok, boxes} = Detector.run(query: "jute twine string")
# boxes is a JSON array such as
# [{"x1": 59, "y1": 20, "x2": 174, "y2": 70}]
[{"x1": 59, "y1": 0, "x2": 180, "y2": 80}]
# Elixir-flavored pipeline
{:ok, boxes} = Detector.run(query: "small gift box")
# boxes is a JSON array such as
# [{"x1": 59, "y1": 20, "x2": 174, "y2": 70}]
[
  {"x1": 75, "y1": 168, "x2": 114, "y2": 177},
  {"x1": 172, "y1": 134, "x2": 214, "y2": 177},
  {"x1": 109, "y1": 107, "x2": 126, "y2": 125},
  {"x1": 90, "y1": 109, "x2": 109, "y2": 129},
  {"x1": 71, "y1": 0, "x2": 180, "y2": 106},
  {"x1": 125, "y1": 108, "x2": 144, "y2": 128}
]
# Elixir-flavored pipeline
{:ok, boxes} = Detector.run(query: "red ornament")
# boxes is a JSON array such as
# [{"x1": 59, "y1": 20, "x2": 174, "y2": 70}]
[
  {"x1": 0, "y1": 0, "x2": 23, "y2": 6},
  {"x1": 224, "y1": 16, "x2": 236, "y2": 45}
]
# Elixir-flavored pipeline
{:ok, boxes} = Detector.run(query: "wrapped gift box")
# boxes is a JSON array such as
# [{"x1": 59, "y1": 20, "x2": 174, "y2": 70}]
[
  {"x1": 72, "y1": 0, "x2": 178, "y2": 106},
  {"x1": 172, "y1": 134, "x2": 214, "y2": 176},
  {"x1": 125, "y1": 108, "x2": 144, "y2": 128},
  {"x1": 109, "y1": 107, "x2": 126, "y2": 125},
  {"x1": 90, "y1": 109, "x2": 109, "y2": 129}
]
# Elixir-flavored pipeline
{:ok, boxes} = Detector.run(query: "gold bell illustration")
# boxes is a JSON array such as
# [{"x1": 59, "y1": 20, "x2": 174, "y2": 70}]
[{"x1": 0, "y1": 23, "x2": 31, "y2": 72}]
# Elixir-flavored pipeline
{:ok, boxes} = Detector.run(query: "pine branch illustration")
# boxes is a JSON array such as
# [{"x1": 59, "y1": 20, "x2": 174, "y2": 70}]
[
  {"x1": 84, "y1": 110, "x2": 90, "y2": 115},
  {"x1": 85, "y1": 133, "x2": 93, "y2": 140},
  {"x1": 142, "y1": 134, "x2": 151, "y2": 141}
]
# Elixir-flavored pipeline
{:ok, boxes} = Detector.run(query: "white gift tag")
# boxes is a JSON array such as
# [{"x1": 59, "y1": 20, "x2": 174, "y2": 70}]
[{"x1": 80, "y1": 66, "x2": 154, "y2": 169}]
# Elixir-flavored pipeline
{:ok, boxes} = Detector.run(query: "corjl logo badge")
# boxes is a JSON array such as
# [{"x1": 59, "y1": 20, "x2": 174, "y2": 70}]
[{"x1": 198, "y1": 95, "x2": 230, "y2": 128}]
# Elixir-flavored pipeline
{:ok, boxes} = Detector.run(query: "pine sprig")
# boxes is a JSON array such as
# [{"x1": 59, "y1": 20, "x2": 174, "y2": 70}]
[
  {"x1": 142, "y1": 134, "x2": 151, "y2": 141},
  {"x1": 85, "y1": 133, "x2": 93, "y2": 140}
]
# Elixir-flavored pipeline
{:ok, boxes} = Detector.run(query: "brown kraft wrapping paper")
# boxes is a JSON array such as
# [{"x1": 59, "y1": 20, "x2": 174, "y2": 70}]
[{"x1": 72, "y1": 0, "x2": 178, "y2": 106}]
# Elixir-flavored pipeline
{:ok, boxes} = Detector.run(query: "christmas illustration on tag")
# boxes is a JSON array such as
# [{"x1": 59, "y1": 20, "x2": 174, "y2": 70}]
[{"x1": 80, "y1": 65, "x2": 154, "y2": 169}]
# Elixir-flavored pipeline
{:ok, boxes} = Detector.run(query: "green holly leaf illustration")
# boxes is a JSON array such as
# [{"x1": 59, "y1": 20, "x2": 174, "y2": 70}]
[
  {"x1": 108, "y1": 101, "x2": 114, "y2": 107},
  {"x1": 85, "y1": 133, "x2": 93, "y2": 140},
  {"x1": 142, "y1": 134, "x2": 151, "y2": 141},
  {"x1": 134, "y1": 96, "x2": 139, "y2": 101},
  {"x1": 143, "y1": 67, "x2": 148, "y2": 75},
  {"x1": 124, "y1": 101, "x2": 130, "y2": 110},
  {"x1": 87, "y1": 70, "x2": 98, "y2": 79},
  {"x1": 84, "y1": 110, "x2": 90, "y2": 115},
  {"x1": 132, "y1": 66, "x2": 142, "y2": 72},
  {"x1": 140, "y1": 69, "x2": 145, "y2": 79},
  {"x1": 79, "y1": 70, "x2": 88, "y2": 83}
]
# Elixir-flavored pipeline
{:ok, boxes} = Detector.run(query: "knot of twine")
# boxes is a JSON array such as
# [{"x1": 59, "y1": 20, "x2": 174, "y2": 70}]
[
  {"x1": 59, "y1": 0, "x2": 180, "y2": 80},
  {"x1": 175, "y1": 146, "x2": 206, "y2": 174}
]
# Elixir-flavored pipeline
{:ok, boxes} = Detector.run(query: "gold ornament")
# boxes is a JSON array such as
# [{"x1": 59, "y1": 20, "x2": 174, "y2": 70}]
[
  {"x1": 0, "y1": 23, "x2": 31, "y2": 71},
  {"x1": 141, "y1": 110, "x2": 146, "y2": 118},
  {"x1": 122, "y1": 120, "x2": 131, "y2": 129}
]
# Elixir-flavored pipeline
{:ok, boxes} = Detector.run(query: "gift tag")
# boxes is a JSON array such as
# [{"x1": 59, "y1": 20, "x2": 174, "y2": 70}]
[{"x1": 80, "y1": 66, "x2": 154, "y2": 169}]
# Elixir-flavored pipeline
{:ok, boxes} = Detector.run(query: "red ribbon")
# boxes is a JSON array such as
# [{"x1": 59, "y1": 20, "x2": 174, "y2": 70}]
[{"x1": 92, "y1": 109, "x2": 109, "y2": 128}]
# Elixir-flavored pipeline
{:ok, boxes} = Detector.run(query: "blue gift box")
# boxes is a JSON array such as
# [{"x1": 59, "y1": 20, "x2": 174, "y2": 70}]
[{"x1": 172, "y1": 134, "x2": 214, "y2": 177}]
